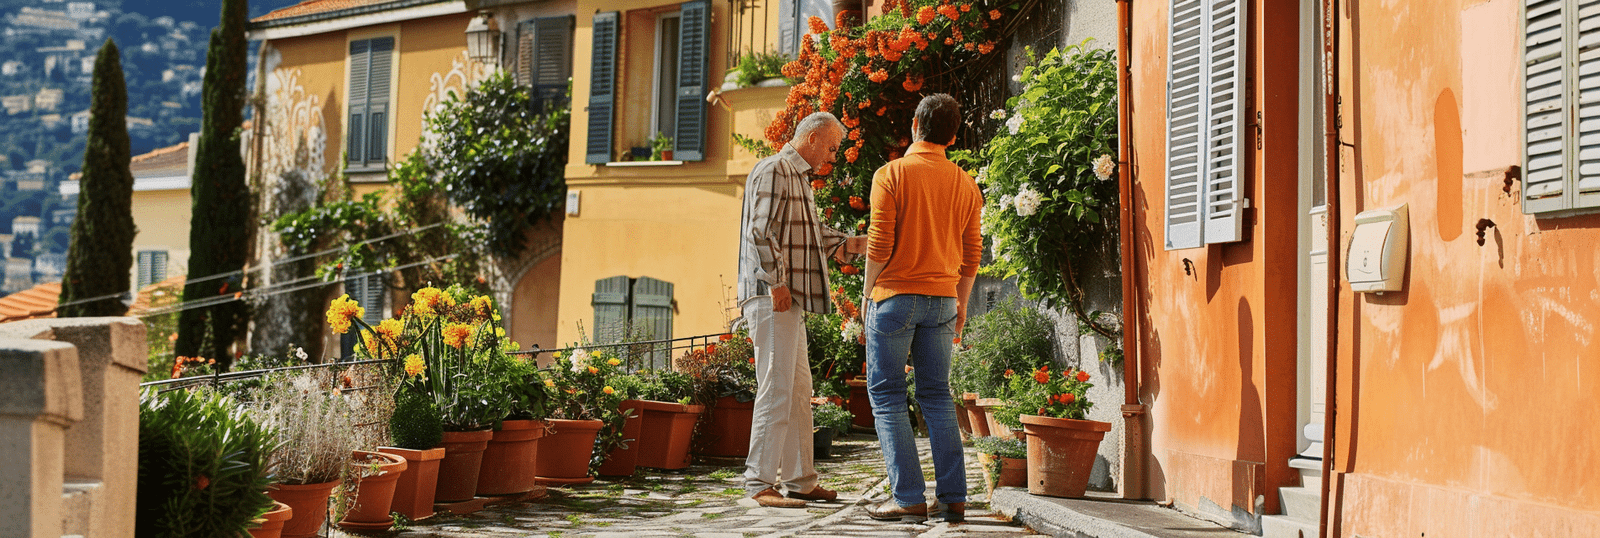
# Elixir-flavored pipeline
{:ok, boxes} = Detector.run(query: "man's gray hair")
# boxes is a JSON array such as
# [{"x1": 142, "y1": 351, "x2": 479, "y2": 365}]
[{"x1": 793, "y1": 111, "x2": 843, "y2": 139}]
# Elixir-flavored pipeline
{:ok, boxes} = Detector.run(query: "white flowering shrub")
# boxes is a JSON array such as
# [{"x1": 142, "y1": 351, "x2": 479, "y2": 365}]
[{"x1": 980, "y1": 43, "x2": 1119, "y2": 337}]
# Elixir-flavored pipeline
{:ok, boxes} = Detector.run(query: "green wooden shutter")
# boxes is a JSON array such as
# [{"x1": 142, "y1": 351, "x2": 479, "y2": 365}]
[
  {"x1": 361, "y1": 272, "x2": 386, "y2": 324},
  {"x1": 592, "y1": 275, "x2": 630, "y2": 343},
  {"x1": 674, "y1": 0, "x2": 709, "y2": 161},
  {"x1": 347, "y1": 39, "x2": 370, "y2": 165},
  {"x1": 365, "y1": 37, "x2": 393, "y2": 165},
  {"x1": 631, "y1": 276, "x2": 674, "y2": 368},
  {"x1": 534, "y1": 16, "x2": 574, "y2": 109},
  {"x1": 586, "y1": 12, "x2": 619, "y2": 164}
]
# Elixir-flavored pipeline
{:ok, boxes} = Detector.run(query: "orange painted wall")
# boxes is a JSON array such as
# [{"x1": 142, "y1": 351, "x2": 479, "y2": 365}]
[
  {"x1": 1128, "y1": 0, "x2": 1302, "y2": 520},
  {"x1": 1329, "y1": 0, "x2": 1600, "y2": 535}
]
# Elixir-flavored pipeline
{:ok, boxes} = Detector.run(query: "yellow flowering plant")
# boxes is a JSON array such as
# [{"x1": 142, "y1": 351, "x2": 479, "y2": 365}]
[
  {"x1": 546, "y1": 340, "x2": 631, "y2": 473},
  {"x1": 327, "y1": 284, "x2": 536, "y2": 431}
]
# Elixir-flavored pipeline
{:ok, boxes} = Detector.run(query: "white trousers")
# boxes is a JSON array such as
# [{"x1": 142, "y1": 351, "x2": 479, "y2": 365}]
[{"x1": 742, "y1": 296, "x2": 818, "y2": 495}]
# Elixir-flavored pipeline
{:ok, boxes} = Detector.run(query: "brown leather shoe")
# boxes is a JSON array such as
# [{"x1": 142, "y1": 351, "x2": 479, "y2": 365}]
[
  {"x1": 930, "y1": 501, "x2": 965, "y2": 523},
  {"x1": 787, "y1": 485, "x2": 837, "y2": 501},
  {"x1": 866, "y1": 499, "x2": 928, "y2": 522},
  {"x1": 751, "y1": 487, "x2": 808, "y2": 508}
]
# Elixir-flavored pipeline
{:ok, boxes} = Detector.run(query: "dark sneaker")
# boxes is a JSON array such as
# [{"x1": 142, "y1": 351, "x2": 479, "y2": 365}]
[
  {"x1": 788, "y1": 485, "x2": 838, "y2": 501},
  {"x1": 751, "y1": 487, "x2": 808, "y2": 508},
  {"x1": 930, "y1": 501, "x2": 965, "y2": 523},
  {"x1": 866, "y1": 499, "x2": 928, "y2": 522}
]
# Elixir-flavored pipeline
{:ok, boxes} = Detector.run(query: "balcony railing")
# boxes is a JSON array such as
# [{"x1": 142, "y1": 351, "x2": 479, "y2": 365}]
[{"x1": 727, "y1": 0, "x2": 785, "y2": 67}]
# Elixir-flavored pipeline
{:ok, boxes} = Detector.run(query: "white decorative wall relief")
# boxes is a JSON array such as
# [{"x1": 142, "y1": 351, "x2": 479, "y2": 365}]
[
  {"x1": 420, "y1": 51, "x2": 496, "y2": 152},
  {"x1": 263, "y1": 67, "x2": 327, "y2": 185}
]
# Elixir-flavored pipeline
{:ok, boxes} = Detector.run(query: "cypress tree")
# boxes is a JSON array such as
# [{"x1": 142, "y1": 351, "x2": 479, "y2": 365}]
[
  {"x1": 174, "y1": 0, "x2": 251, "y2": 367},
  {"x1": 59, "y1": 39, "x2": 135, "y2": 318}
]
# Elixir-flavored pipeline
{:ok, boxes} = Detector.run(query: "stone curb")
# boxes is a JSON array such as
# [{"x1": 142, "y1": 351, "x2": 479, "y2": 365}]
[{"x1": 989, "y1": 488, "x2": 1163, "y2": 538}]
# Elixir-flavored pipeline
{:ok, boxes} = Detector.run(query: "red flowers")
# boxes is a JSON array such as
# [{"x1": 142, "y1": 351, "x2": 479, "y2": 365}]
[
  {"x1": 812, "y1": 178, "x2": 828, "y2": 190},
  {"x1": 1033, "y1": 368, "x2": 1050, "y2": 384},
  {"x1": 989, "y1": 9, "x2": 1002, "y2": 19},
  {"x1": 916, "y1": 5, "x2": 936, "y2": 24},
  {"x1": 1076, "y1": 370, "x2": 1090, "y2": 382},
  {"x1": 720, "y1": 333, "x2": 734, "y2": 341},
  {"x1": 849, "y1": 196, "x2": 866, "y2": 210}
]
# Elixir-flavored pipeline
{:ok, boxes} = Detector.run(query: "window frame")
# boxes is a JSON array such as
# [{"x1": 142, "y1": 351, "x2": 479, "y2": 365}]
[
  {"x1": 1521, "y1": 0, "x2": 1600, "y2": 215},
  {"x1": 650, "y1": 10, "x2": 683, "y2": 142},
  {"x1": 345, "y1": 35, "x2": 396, "y2": 173}
]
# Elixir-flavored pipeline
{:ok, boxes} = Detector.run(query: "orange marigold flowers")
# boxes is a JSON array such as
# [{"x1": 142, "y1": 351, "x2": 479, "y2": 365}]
[
  {"x1": 404, "y1": 354, "x2": 426, "y2": 377},
  {"x1": 944, "y1": 37, "x2": 955, "y2": 45},
  {"x1": 960, "y1": 3, "x2": 970, "y2": 11},
  {"x1": 903, "y1": 75, "x2": 924, "y2": 92},
  {"x1": 603, "y1": 386, "x2": 616, "y2": 395},
  {"x1": 989, "y1": 8, "x2": 1001, "y2": 19},
  {"x1": 471, "y1": 295, "x2": 493, "y2": 321},
  {"x1": 587, "y1": 366, "x2": 599, "y2": 374},
  {"x1": 1077, "y1": 370, "x2": 1091, "y2": 382},
  {"x1": 841, "y1": 264, "x2": 860, "y2": 275},
  {"x1": 1034, "y1": 369, "x2": 1050, "y2": 384},
  {"x1": 411, "y1": 287, "x2": 449, "y2": 316},
  {"x1": 1004, "y1": 369, "x2": 1015, "y2": 378},
  {"x1": 377, "y1": 318, "x2": 402, "y2": 340},
  {"x1": 848, "y1": 129, "x2": 862, "y2": 141},
  {"x1": 326, "y1": 294, "x2": 364, "y2": 334},
  {"x1": 845, "y1": 146, "x2": 861, "y2": 163},
  {"x1": 849, "y1": 196, "x2": 866, "y2": 210},
  {"x1": 938, "y1": 4, "x2": 960, "y2": 20},
  {"x1": 808, "y1": 15, "x2": 829, "y2": 34},
  {"x1": 720, "y1": 333, "x2": 734, "y2": 341},
  {"x1": 869, "y1": 69, "x2": 889, "y2": 83},
  {"x1": 917, "y1": 5, "x2": 936, "y2": 24},
  {"x1": 443, "y1": 323, "x2": 473, "y2": 349},
  {"x1": 1061, "y1": 393, "x2": 1077, "y2": 404},
  {"x1": 843, "y1": 115, "x2": 860, "y2": 128},
  {"x1": 977, "y1": 41, "x2": 995, "y2": 54},
  {"x1": 707, "y1": 343, "x2": 718, "y2": 355},
  {"x1": 812, "y1": 178, "x2": 828, "y2": 190},
  {"x1": 964, "y1": 42, "x2": 976, "y2": 51}
]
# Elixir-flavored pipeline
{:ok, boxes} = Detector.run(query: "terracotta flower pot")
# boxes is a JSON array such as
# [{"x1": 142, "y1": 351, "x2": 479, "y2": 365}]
[
  {"x1": 953, "y1": 396, "x2": 974, "y2": 437},
  {"x1": 598, "y1": 402, "x2": 645, "y2": 477},
  {"x1": 266, "y1": 479, "x2": 339, "y2": 538},
  {"x1": 1020, "y1": 414, "x2": 1112, "y2": 498},
  {"x1": 434, "y1": 429, "x2": 494, "y2": 503},
  {"x1": 962, "y1": 393, "x2": 990, "y2": 437},
  {"x1": 694, "y1": 395, "x2": 754, "y2": 458},
  {"x1": 476, "y1": 419, "x2": 547, "y2": 495},
  {"x1": 634, "y1": 400, "x2": 704, "y2": 470},
  {"x1": 338, "y1": 450, "x2": 408, "y2": 532},
  {"x1": 247, "y1": 501, "x2": 293, "y2": 538},
  {"x1": 998, "y1": 455, "x2": 1028, "y2": 487},
  {"x1": 976, "y1": 397, "x2": 1022, "y2": 439},
  {"x1": 846, "y1": 377, "x2": 873, "y2": 428},
  {"x1": 536, "y1": 418, "x2": 604, "y2": 485},
  {"x1": 377, "y1": 446, "x2": 446, "y2": 521}
]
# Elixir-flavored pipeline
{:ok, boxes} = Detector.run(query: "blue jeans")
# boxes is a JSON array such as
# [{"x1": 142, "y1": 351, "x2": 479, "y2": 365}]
[{"x1": 865, "y1": 294, "x2": 967, "y2": 507}]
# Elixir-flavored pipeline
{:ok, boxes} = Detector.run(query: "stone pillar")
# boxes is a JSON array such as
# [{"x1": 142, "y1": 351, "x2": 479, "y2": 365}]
[
  {"x1": 0, "y1": 338, "x2": 83, "y2": 538},
  {"x1": 0, "y1": 318, "x2": 146, "y2": 538}
]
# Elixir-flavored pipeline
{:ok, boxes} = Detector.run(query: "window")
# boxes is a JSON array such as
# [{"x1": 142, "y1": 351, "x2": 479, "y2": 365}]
[
  {"x1": 1164, "y1": 0, "x2": 1247, "y2": 250},
  {"x1": 136, "y1": 250, "x2": 167, "y2": 288},
  {"x1": 347, "y1": 37, "x2": 394, "y2": 169},
  {"x1": 592, "y1": 275, "x2": 674, "y2": 368},
  {"x1": 1522, "y1": 0, "x2": 1600, "y2": 214},
  {"x1": 585, "y1": 0, "x2": 709, "y2": 164},
  {"x1": 517, "y1": 15, "x2": 575, "y2": 112},
  {"x1": 339, "y1": 272, "x2": 386, "y2": 359}
]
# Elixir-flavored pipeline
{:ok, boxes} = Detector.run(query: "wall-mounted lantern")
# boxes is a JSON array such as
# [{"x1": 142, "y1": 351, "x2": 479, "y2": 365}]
[{"x1": 465, "y1": 12, "x2": 501, "y2": 66}]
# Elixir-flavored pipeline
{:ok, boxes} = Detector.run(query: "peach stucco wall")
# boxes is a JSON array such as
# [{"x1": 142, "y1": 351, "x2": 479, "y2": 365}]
[
  {"x1": 1133, "y1": 0, "x2": 1600, "y2": 533},
  {"x1": 1129, "y1": 0, "x2": 1302, "y2": 521},
  {"x1": 1329, "y1": 0, "x2": 1600, "y2": 535}
]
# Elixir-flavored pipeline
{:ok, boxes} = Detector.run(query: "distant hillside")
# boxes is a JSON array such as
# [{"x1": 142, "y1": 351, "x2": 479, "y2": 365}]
[{"x1": 0, "y1": 0, "x2": 305, "y2": 33}]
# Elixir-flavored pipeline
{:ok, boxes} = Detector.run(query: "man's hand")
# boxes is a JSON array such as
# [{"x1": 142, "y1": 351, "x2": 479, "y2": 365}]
[
  {"x1": 955, "y1": 307, "x2": 967, "y2": 335},
  {"x1": 771, "y1": 285, "x2": 792, "y2": 312},
  {"x1": 845, "y1": 235, "x2": 869, "y2": 255}
]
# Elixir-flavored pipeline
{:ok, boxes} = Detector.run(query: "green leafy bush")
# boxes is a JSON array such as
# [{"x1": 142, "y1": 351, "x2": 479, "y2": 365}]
[
  {"x1": 971, "y1": 435, "x2": 1027, "y2": 459},
  {"x1": 389, "y1": 390, "x2": 444, "y2": 450},
  {"x1": 137, "y1": 388, "x2": 276, "y2": 538},
  {"x1": 636, "y1": 368, "x2": 696, "y2": 404},
  {"x1": 993, "y1": 364, "x2": 1096, "y2": 429},
  {"x1": 980, "y1": 44, "x2": 1120, "y2": 338},
  {"x1": 729, "y1": 50, "x2": 792, "y2": 88},
  {"x1": 812, "y1": 401, "x2": 854, "y2": 433},
  {"x1": 953, "y1": 296, "x2": 1054, "y2": 399}
]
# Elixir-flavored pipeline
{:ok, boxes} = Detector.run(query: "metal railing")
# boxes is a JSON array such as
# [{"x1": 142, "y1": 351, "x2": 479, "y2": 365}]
[{"x1": 727, "y1": 0, "x2": 784, "y2": 67}]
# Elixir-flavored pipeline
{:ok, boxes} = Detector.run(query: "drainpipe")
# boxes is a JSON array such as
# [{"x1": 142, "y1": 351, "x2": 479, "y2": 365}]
[
  {"x1": 1114, "y1": 0, "x2": 1147, "y2": 501},
  {"x1": 1317, "y1": 0, "x2": 1341, "y2": 535}
]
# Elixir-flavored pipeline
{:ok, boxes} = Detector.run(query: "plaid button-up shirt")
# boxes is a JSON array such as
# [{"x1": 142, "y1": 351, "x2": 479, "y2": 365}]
[{"x1": 738, "y1": 144, "x2": 849, "y2": 315}]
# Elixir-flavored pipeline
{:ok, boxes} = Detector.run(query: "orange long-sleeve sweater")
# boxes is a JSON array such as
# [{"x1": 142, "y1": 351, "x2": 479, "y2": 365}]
[{"x1": 867, "y1": 141, "x2": 984, "y2": 302}]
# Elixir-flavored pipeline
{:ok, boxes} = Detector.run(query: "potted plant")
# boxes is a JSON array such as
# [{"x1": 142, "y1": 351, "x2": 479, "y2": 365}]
[
  {"x1": 957, "y1": 296, "x2": 1054, "y2": 438},
  {"x1": 724, "y1": 50, "x2": 793, "y2": 89},
  {"x1": 811, "y1": 400, "x2": 853, "y2": 459},
  {"x1": 597, "y1": 371, "x2": 646, "y2": 477},
  {"x1": 972, "y1": 435, "x2": 1028, "y2": 495},
  {"x1": 676, "y1": 333, "x2": 759, "y2": 458},
  {"x1": 252, "y1": 369, "x2": 363, "y2": 538},
  {"x1": 337, "y1": 450, "x2": 408, "y2": 531},
  {"x1": 539, "y1": 342, "x2": 629, "y2": 484},
  {"x1": 137, "y1": 388, "x2": 277, "y2": 538},
  {"x1": 474, "y1": 324, "x2": 551, "y2": 497},
  {"x1": 630, "y1": 367, "x2": 704, "y2": 470},
  {"x1": 650, "y1": 131, "x2": 674, "y2": 160},
  {"x1": 998, "y1": 365, "x2": 1110, "y2": 498},
  {"x1": 379, "y1": 390, "x2": 446, "y2": 520}
]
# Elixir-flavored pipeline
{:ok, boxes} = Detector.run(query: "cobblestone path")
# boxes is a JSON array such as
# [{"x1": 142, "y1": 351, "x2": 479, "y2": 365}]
[{"x1": 335, "y1": 432, "x2": 1042, "y2": 538}]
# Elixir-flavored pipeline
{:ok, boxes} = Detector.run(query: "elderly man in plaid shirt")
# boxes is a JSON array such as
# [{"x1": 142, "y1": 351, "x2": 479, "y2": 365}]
[{"x1": 737, "y1": 111, "x2": 866, "y2": 508}]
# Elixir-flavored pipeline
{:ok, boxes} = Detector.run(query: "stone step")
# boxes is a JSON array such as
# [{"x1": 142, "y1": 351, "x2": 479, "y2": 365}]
[
  {"x1": 1288, "y1": 456, "x2": 1322, "y2": 491},
  {"x1": 1262, "y1": 513, "x2": 1318, "y2": 538},
  {"x1": 1278, "y1": 486, "x2": 1321, "y2": 522}
]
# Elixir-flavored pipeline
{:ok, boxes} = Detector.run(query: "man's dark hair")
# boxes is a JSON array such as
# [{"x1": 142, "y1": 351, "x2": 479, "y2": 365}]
[{"x1": 914, "y1": 93, "x2": 961, "y2": 145}]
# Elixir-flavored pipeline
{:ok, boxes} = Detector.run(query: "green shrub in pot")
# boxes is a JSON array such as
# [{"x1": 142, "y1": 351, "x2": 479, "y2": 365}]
[{"x1": 137, "y1": 388, "x2": 277, "y2": 537}]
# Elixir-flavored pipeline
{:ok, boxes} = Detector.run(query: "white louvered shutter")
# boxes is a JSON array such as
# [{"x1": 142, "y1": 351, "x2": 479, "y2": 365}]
[
  {"x1": 1575, "y1": 0, "x2": 1600, "y2": 208},
  {"x1": 1525, "y1": 0, "x2": 1568, "y2": 213},
  {"x1": 1165, "y1": 0, "x2": 1206, "y2": 250},
  {"x1": 1202, "y1": 0, "x2": 1246, "y2": 243}
]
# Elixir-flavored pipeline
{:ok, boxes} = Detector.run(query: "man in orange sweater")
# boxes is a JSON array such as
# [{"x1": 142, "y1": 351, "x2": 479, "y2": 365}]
[{"x1": 861, "y1": 94, "x2": 983, "y2": 523}]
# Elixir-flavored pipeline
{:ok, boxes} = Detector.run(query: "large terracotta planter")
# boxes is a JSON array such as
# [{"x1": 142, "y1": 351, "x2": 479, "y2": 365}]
[
  {"x1": 597, "y1": 402, "x2": 644, "y2": 477},
  {"x1": 694, "y1": 395, "x2": 754, "y2": 458},
  {"x1": 247, "y1": 501, "x2": 293, "y2": 538},
  {"x1": 634, "y1": 400, "x2": 704, "y2": 470},
  {"x1": 976, "y1": 397, "x2": 1022, "y2": 439},
  {"x1": 266, "y1": 479, "x2": 339, "y2": 538},
  {"x1": 338, "y1": 450, "x2": 408, "y2": 532},
  {"x1": 953, "y1": 396, "x2": 974, "y2": 437},
  {"x1": 846, "y1": 378, "x2": 873, "y2": 428},
  {"x1": 962, "y1": 393, "x2": 990, "y2": 437},
  {"x1": 377, "y1": 446, "x2": 445, "y2": 521},
  {"x1": 435, "y1": 429, "x2": 494, "y2": 503},
  {"x1": 536, "y1": 418, "x2": 603, "y2": 485},
  {"x1": 476, "y1": 419, "x2": 547, "y2": 495},
  {"x1": 1020, "y1": 414, "x2": 1112, "y2": 498}
]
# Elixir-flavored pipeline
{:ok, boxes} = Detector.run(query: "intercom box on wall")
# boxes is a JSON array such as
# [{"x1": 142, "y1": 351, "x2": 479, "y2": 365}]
[{"x1": 1346, "y1": 204, "x2": 1408, "y2": 293}]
